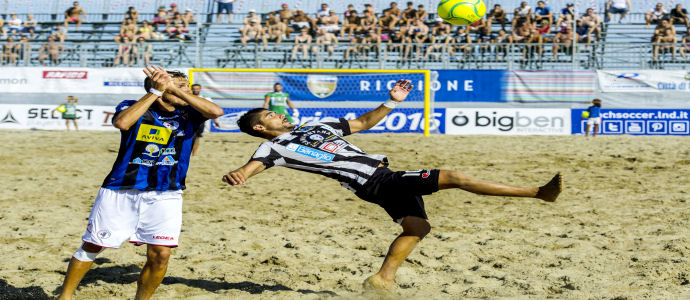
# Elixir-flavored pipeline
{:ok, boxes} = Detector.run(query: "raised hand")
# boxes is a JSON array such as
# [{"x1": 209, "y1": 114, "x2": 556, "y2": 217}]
[
  {"x1": 389, "y1": 79, "x2": 414, "y2": 103},
  {"x1": 142, "y1": 65, "x2": 174, "y2": 93}
]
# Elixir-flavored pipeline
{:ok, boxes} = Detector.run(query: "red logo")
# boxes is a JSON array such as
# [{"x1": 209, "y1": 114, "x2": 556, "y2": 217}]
[
  {"x1": 319, "y1": 142, "x2": 339, "y2": 153},
  {"x1": 42, "y1": 71, "x2": 88, "y2": 79},
  {"x1": 152, "y1": 235, "x2": 174, "y2": 240},
  {"x1": 421, "y1": 170, "x2": 430, "y2": 178}
]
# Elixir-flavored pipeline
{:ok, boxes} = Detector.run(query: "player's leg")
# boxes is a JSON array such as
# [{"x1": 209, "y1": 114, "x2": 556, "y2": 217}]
[
  {"x1": 135, "y1": 245, "x2": 171, "y2": 300},
  {"x1": 191, "y1": 137, "x2": 201, "y2": 156},
  {"x1": 585, "y1": 123, "x2": 591, "y2": 136},
  {"x1": 58, "y1": 242, "x2": 104, "y2": 300},
  {"x1": 65, "y1": 119, "x2": 70, "y2": 130},
  {"x1": 72, "y1": 119, "x2": 79, "y2": 131},
  {"x1": 438, "y1": 170, "x2": 561, "y2": 202},
  {"x1": 364, "y1": 216, "x2": 430, "y2": 291}
]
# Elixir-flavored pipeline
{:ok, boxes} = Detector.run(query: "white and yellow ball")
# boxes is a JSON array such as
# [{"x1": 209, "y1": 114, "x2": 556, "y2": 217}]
[{"x1": 437, "y1": 0, "x2": 486, "y2": 25}]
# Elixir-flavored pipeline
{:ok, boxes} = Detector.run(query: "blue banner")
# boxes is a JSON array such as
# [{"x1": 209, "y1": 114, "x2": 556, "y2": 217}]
[
  {"x1": 432, "y1": 70, "x2": 505, "y2": 102},
  {"x1": 278, "y1": 73, "x2": 426, "y2": 102},
  {"x1": 211, "y1": 107, "x2": 445, "y2": 134},
  {"x1": 571, "y1": 109, "x2": 690, "y2": 135}
]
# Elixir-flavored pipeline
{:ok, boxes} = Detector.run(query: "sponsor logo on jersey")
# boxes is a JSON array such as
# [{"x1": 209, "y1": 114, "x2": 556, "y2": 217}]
[
  {"x1": 163, "y1": 120, "x2": 179, "y2": 130},
  {"x1": 136, "y1": 124, "x2": 172, "y2": 144},
  {"x1": 286, "y1": 143, "x2": 334, "y2": 162},
  {"x1": 152, "y1": 235, "x2": 174, "y2": 240},
  {"x1": 130, "y1": 157, "x2": 155, "y2": 166},
  {"x1": 160, "y1": 148, "x2": 176, "y2": 156},
  {"x1": 319, "y1": 142, "x2": 340, "y2": 153},
  {"x1": 144, "y1": 144, "x2": 160, "y2": 157},
  {"x1": 308, "y1": 134, "x2": 324, "y2": 141},
  {"x1": 42, "y1": 71, "x2": 88, "y2": 79},
  {"x1": 156, "y1": 155, "x2": 177, "y2": 166},
  {"x1": 307, "y1": 75, "x2": 337, "y2": 98},
  {"x1": 97, "y1": 230, "x2": 111, "y2": 239}
]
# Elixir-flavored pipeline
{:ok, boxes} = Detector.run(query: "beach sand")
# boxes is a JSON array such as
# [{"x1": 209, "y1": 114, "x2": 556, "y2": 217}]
[{"x1": 0, "y1": 130, "x2": 688, "y2": 299}]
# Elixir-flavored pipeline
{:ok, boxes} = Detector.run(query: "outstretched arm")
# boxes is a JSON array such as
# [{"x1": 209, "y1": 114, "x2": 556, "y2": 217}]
[
  {"x1": 222, "y1": 160, "x2": 266, "y2": 185},
  {"x1": 348, "y1": 79, "x2": 413, "y2": 134}
]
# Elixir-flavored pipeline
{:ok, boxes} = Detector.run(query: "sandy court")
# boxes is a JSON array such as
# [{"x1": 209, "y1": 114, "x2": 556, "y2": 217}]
[{"x1": 0, "y1": 130, "x2": 688, "y2": 299}]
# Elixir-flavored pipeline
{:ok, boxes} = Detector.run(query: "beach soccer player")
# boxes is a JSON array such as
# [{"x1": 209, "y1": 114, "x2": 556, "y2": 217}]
[
  {"x1": 263, "y1": 82, "x2": 298, "y2": 124},
  {"x1": 585, "y1": 98, "x2": 602, "y2": 137},
  {"x1": 223, "y1": 79, "x2": 563, "y2": 291},
  {"x1": 57, "y1": 66, "x2": 223, "y2": 300}
]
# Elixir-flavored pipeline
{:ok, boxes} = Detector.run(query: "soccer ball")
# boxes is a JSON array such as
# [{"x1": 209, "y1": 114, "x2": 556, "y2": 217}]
[
  {"x1": 57, "y1": 105, "x2": 66, "y2": 113},
  {"x1": 437, "y1": 0, "x2": 486, "y2": 25},
  {"x1": 581, "y1": 111, "x2": 590, "y2": 118}
]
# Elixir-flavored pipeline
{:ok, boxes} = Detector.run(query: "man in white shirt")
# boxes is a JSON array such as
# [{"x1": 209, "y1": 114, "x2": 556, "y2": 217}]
[
  {"x1": 7, "y1": 14, "x2": 22, "y2": 37},
  {"x1": 606, "y1": 0, "x2": 631, "y2": 23},
  {"x1": 645, "y1": 2, "x2": 667, "y2": 28},
  {"x1": 316, "y1": 3, "x2": 330, "y2": 18}
]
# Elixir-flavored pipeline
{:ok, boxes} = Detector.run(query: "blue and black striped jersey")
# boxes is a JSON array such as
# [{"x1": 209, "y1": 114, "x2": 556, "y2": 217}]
[{"x1": 101, "y1": 100, "x2": 207, "y2": 191}]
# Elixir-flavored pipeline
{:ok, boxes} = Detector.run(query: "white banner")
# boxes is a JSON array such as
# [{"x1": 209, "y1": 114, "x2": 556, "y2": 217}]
[
  {"x1": 0, "y1": 67, "x2": 188, "y2": 94},
  {"x1": 445, "y1": 108, "x2": 571, "y2": 135},
  {"x1": 0, "y1": 104, "x2": 118, "y2": 130},
  {"x1": 597, "y1": 70, "x2": 690, "y2": 93}
]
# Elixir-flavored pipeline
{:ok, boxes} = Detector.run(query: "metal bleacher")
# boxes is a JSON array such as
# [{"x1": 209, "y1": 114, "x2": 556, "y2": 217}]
[{"x1": 3, "y1": 0, "x2": 690, "y2": 69}]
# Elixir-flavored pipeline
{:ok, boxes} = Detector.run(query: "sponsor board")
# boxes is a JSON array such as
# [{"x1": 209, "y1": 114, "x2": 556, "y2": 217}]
[
  {"x1": 597, "y1": 70, "x2": 690, "y2": 93},
  {"x1": 211, "y1": 108, "x2": 445, "y2": 134},
  {"x1": 445, "y1": 108, "x2": 571, "y2": 135},
  {"x1": 433, "y1": 70, "x2": 504, "y2": 102},
  {"x1": 572, "y1": 109, "x2": 690, "y2": 135},
  {"x1": 0, "y1": 104, "x2": 118, "y2": 130}
]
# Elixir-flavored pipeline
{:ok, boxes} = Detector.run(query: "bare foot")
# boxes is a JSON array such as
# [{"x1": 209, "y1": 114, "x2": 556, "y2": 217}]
[
  {"x1": 536, "y1": 173, "x2": 562, "y2": 202},
  {"x1": 363, "y1": 275, "x2": 392, "y2": 292}
]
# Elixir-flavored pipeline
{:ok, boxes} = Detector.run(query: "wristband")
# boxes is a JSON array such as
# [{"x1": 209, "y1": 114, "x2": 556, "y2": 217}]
[
  {"x1": 148, "y1": 88, "x2": 163, "y2": 97},
  {"x1": 293, "y1": 109, "x2": 299, "y2": 117},
  {"x1": 383, "y1": 99, "x2": 398, "y2": 109}
]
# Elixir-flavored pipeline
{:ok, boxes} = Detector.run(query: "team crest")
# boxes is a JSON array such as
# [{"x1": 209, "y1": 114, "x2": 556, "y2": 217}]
[
  {"x1": 144, "y1": 144, "x2": 160, "y2": 157},
  {"x1": 307, "y1": 75, "x2": 337, "y2": 98}
]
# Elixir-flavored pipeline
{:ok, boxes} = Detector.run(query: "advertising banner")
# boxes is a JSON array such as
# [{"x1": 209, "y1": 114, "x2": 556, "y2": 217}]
[
  {"x1": 505, "y1": 71, "x2": 596, "y2": 103},
  {"x1": 432, "y1": 70, "x2": 504, "y2": 102},
  {"x1": 571, "y1": 109, "x2": 690, "y2": 135},
  {"x1": 212, "y1": 108, "x2": 446, "y2": 134},
  {"x1": 597, "y1": 70, "x2": 690, "y2": 93},
  {"x1": 0, "y1": 104, "x2": 118, "y2": 130},
  {"x1": 0, "y1": 67, "x2": 187, "y2": 94},
  {"x1": 445, "y1": 108, "x2": 571, "y2": 135},
  {"x1": 278, "y1": 73, "x2": 427, "y2": 102}
]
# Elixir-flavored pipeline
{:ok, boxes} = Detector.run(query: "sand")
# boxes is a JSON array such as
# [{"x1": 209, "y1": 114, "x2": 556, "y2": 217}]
[{"x1": 0, "y1": 130, "x2": 688, "y2": 299}]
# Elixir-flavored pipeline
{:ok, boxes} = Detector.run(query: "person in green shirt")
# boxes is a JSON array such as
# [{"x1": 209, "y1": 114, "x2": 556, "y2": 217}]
[
  {"x1": 263, "y1": 83, "x2": 298, "y2": 124},
  {"x1": 61, "y1": 96, "x2": 79, "y2": 131}
]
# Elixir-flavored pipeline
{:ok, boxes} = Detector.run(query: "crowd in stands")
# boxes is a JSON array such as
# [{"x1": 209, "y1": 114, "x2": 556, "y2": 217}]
[{"x1": 0, "y1": 1, "x2": 197, "y2": 66}]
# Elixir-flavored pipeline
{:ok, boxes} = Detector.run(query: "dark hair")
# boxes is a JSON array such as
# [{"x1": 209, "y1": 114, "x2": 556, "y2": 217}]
[
  {"x1": 144, "y1": 70, "x2": 187, "y2": 92},
  {"x1": 237, "y1": 108, "x2": 267, "y2": 138},
  {"x1": 191, "y1": 83, "x2": 201, "y2": 88}
]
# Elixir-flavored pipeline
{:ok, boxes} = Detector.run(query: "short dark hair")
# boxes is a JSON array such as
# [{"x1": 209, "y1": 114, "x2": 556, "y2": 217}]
[
  {"x1": 144, "y1": 70, "x2": 187, "y2": 92},
  {"x1": 237, "y1": 108, "x2": 267, "y2": 138},
  {"x1": 192, "y1": 83, "x2": 201, "y2": 88}
]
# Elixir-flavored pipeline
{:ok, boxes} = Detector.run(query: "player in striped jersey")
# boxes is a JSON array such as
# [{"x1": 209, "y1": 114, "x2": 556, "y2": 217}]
[
  {"x1": 57, "y1": 66, "x2": 223, "y2": 300},
  {"x1": 225, "y1": 79, "x2": 562, "y2": 292}
]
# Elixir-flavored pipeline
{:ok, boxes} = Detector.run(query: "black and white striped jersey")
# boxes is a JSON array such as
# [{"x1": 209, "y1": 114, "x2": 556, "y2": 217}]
[{"x1": 249, "y1": 117, "x2": 388, "y2": 192}]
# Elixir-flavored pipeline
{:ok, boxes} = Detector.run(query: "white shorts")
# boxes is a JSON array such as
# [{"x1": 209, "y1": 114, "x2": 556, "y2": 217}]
[
  {"x1": 82, "y1": 188, "x2": 183, "y2": 248},
  {"x1": 587, "y1": 117, "x2": 602, "y2": 125}
]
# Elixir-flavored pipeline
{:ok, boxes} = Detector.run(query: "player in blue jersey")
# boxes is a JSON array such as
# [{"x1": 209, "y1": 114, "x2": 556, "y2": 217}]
[
  {"x1": 585, "y1": 98, "x2": 602, "y2": 137},
  {"x1": 57, "y1": 66, "x2": 223, "y2": 300}
]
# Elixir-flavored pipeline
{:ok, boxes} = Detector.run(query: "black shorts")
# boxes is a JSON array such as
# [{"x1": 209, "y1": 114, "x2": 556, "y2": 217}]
[
  {"x1": 194, "y1": 122, "x2": 206, "y2": 138},
  {"x1": 355, "y1": 167, "x2": 440, "y2": 223}
]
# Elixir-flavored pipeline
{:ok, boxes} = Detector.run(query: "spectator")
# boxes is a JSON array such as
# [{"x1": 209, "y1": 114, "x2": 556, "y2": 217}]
[
  {"x1": 240, "y1": 19, "x2": 264, "y2": 47},
  {"x1": 38, "y1": 37, "x2": 64, "y2": 66},
  {"x1": 133, "y1": 37, "x2": 152, "y2": 65},
  {"x1": 1, "y1": 37, "x2": 19, "y2": 65},
  {"x1": 125, "y1": 6, "x2": 139, "y2": 23},
  {"x1": 276, "y1": 4, "x2": 294, "y2": 24},
  {"x1": 557, "y1": 3, "x2": 575, "y2": 24},
  {"x1": 361, "y1": 29, "x2": 382, "y2": 58},
  {"x1": 265, "y1": 13, "x2": 287, "y2": 48},
  {"x1": 379, "y1": 9, "x2": 398, "y2": 36},
  {"x1": 416, "y1": 4, "x2": 427, "y2": 22},
  {"x1": 0, "y1": 17, "x2": 6, "y2": 39},
  {"x1": 313, "y1": 28, "x2": 337, "y2": 58},
  {"x1": 340, "y1": 10, "x2": 361, "y2": 39},
  {"x1": 344, "y1": 32, "x2": 364, "y2": 60},
  {"x1": 487, "y1": 4, "x2": 508, "y2": 31},
  {"x1": 679, "y1": 30, "x2": 690, "y2": 60},
  {"x1": 646, "y1": 3, "x2": 667, "y2": 28},
  {"x1": 291, "y1": 28, "x2": 312, "y2": 59},
  {"x1": 359, "y1": 10, "x2": 378, "y2": 33},
  {"x1": 670, "y1": 4, "x2": 689, "y2": 27},
  {"x1": 511, "y1": 20, "x2": 543, "y2": 59},
  {"x1": 17, "y1": 36, "x2": 30, "y2": 63},
  {"x1": 290, "y1": 10, "x2": 315, "y2": 33},
  {"x1": 116, "y1": 18, "x2": 138, "y2": 42},
  {"x1": 606, "y1": 0, "x2": 631, "y2": 23},
  {"x1": 386, "y1": 24, "x2": 410, "y2": 59},
  {"x1": 408, "y1": 18, "x2": 429, "y2": 59},
  {"x1": 552, "y1": 22, "x2": 573, "y2": 60},
  {"x1": 535, "y1": 19, "x2": 551, "y2": 41},
  {"x1": 318, "y1": 10, "x2": 340, "y2": 34},
  {"x1": 468, "y1": 17, "x2": 487, "y2": 33},
  {"x1": 652, "y1": 19, "x2": 676, "y2": 60},
  {"x1": 363, "y1": 4, "x2": 376, "y2": 18},
  {"x1": 7, "y1": 14, "x2": 22, "y2": 37},
  {"x1": 216, "y1": 0, "x2": 234, "y2": 23},
  {"x1": 383, "y1": 2, "x2": 402, "y2": 19},
  {"x1": 575, "y1": 19, "x2": 594, "y2": 45},
  {"x1": 424, "y1": 19, "x2": 453, "y2": 59},
  {"x1": 533, "y1": 1, "x2": 553, "y2": 25},
  {"x1": 344, "y1": 4, "x2": 356, "y2": 17},
  {"x1": 22, "y1": 14, "x2": 37, "y2": 39},
  {"x1": 243, "y1": 10, "x2": 261, "y2": 26},
  {"x1": 402, "y1": 2, "x2": 416, "y2": 25},
  {"x1": 512, "y1": 2, "x2": 532, "y2": 29},
  {"x1": 431, "y1": 16, "x2": 451, "y2": 36},
  {"x1": 476, "y1": 26, "x2": 495, "y2": 56},
  {"x1": 64, "y1": 1, "x2": 86, "y2": 29},
  {"x1": 183, "y1": 9, "x2": 195, "y2": 23},
  {"x1": 166, "y1": 13, "x2": 189, "y2": 39},
  {"x1": 114, "y1": 36, "x2": 134, "y2": 66},
  {"x1": 581, "y1": 8, "x2": 602, "y2": 40},
  {"x1": 450, "y1": 26, "x2": 472, "y2": 59},
  {"x1": 52, "y1": 24, "x2": 68, "y2": 43},
  {"x1": 316, "y1": 3, "x2": 330, "y2": 18},
  {"x1": 167, "y1": 3, "x2": 181, "y2": 16},
  {"x1": 137, "y1": 21, "x2": 154, "y2": 40},
  {"x1": 152, "y1": 6, "x2": 168, "y2": 28},
  {"x1": 493, "y1": 29, "x2": 510, "y2": 59}
]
